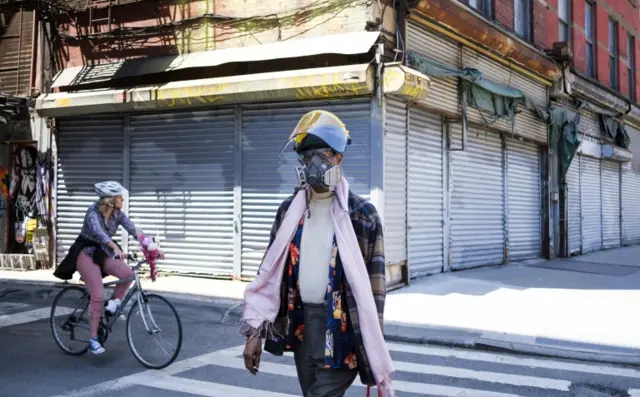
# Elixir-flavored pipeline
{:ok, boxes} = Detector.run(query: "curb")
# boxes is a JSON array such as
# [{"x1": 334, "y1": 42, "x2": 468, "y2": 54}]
[{"x1": 475, "y1": 338, "x2": 640, "y2": 367}]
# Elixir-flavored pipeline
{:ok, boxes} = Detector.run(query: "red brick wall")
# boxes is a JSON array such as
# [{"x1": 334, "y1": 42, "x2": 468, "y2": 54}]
[
  {"x1": 494, "y1": 0, "x2": 514, "y2": 30},
  {"x1": 572, "y1": 0, "x2": 587, "y2": 75},
  {"x1": 533, "y1": 0, "x2": 555, "y2": 49}
]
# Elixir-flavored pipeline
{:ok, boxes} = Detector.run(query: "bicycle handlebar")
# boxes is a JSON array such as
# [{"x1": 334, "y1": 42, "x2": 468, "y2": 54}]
[{"x1": 126, "y1": 252, "x2": 148, "y2": 270}]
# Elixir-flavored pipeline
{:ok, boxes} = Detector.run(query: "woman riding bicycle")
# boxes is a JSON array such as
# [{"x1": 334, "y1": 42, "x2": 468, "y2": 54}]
[{"x1": 54, "y1": 181, "x2": 162, "y2": 354}]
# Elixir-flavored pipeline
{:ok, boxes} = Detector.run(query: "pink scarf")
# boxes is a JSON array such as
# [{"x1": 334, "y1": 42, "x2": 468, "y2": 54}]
[{"x1": 240, "y1": 178, "x2": 395, "y2": 396}]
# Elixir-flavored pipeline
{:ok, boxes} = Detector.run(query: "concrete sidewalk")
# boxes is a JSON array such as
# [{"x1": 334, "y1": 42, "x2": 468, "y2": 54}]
[{"x1": 2, "y1": 245, "x2": 640, "y2": 365}]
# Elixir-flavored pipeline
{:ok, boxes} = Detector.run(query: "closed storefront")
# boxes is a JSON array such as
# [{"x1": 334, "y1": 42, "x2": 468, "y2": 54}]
[
  {"x1": 506, "y1": 138, "x2": 541, "y2": 260},
  {"x1": 622, "y1": 165, "x2": 640, "y2": 244},
  {"x1": 601, "y1": 160, "x2": 621, "y2": 249},
  {"x1": 404, "y1": 20, "x2": 547, "y2": 271},
  {"x1": 56, "y1": 116, "x2": 126, "y2": 263},
  {"x1": 407, "y1": 106, "x2": 445, "y2": 277},
  {"x1": 566, "y1": 155, "x2": 582, "y2": 254},
  {"x1": 240, "y1": 99, "x2": 372, "y2": 278},
  {"x1": 382, "y1": 98, "x2": 408, "y2": 278},
  {"x1": 55, "y1": 98, "x2": 373, "y2": 278},
  {"x1": 128, "y1": 110, "x2": 236, "y2": 275},
  {"x1": 580, "y1": 155, "x2": 603, "y2": 253},
  {"x1": 622, "y1": 125, "x2": 640, "y2": 245},
  {"x1": 449, "y1": 126, "x2": 504, "y2": 270}
]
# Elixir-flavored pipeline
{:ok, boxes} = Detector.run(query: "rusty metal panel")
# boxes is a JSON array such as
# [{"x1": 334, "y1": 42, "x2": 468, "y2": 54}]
[
  {"x1": 406, "y1": 22, "x2": 460, "y2": 115},
  {"x1": 0, "y1": 10, "x2": 34, "y2": 96},
  {"x1": 461, "y1": 47, "x2": 547, "y2": 105}
]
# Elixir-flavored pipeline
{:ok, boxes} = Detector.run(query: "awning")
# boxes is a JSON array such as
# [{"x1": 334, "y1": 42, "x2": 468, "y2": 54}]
[
  {"x1": 382, "y1": 63, "x2": 431, "y2": 101},
  {"x1": 36, "y1": 63, "x2": 376, "y2": 118},
  {"x1": 51, "y1": 31, "x2": 381, "y2": 89}
]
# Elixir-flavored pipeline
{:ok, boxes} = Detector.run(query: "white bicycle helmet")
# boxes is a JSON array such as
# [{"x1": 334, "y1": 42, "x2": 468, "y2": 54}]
[{"x1": 94, "y1": 181, "x2": 128, "y2": 198}]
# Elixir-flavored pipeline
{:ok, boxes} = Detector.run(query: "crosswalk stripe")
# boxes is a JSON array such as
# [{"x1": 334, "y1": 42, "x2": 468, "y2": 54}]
[
  {"x1": 387, "y1": 341, "x2": 640, "y2": 378},
  {"x1": 0, "y1": 306, "x2": 72, "y2": 329},
  {"x1": 204, "y1": 350, "x2": 525, "y2": 397},
  {"x1": 135, "y1": 372, "x2": 300, "y2": 397},
  {"x1": 393, "y1": 361, "x2": 570, "y2": 390}
]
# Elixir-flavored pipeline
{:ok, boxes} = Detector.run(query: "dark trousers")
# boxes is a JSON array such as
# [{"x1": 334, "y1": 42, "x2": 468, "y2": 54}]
[{"x1": 293, "y1": 302, "x2": 358, "y2": 397}]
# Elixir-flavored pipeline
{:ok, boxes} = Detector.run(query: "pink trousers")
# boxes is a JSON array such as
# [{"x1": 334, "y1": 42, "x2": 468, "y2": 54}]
[{"x1": 76, "y1": 252, "x2": 133, "y2": 338}]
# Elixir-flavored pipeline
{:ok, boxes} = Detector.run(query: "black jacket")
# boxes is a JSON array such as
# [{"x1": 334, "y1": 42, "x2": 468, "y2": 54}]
[{"x1": 53, "y1": 235, "x2": 123, "y2": 280}]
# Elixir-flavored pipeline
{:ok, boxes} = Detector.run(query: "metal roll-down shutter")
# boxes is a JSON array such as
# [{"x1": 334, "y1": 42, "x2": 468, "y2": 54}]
[
  {"x1": 407, "y1": 107, "x2": 444, "y2": 277},
  {"x1": 601, "y1": 160, "x2": 621, "y2": 249},
  {"x1": 128, "y1": 109, "x2": 236, "y2": 276},
  {"x1": 449, "y1": 126, "x2": 504, "y2": 269},
  {"x1": 580, "y1": 156, "x2": 603, "y2": 253},
  {"x1": 240, "y1": 98, "x2": 372, "y2": 278},
  {"x1": 55, "y1": 116, "x2": 125, "y2": 264},
  {"x1": 506, "y1": 138, "x2": 541, "y2": 260}
]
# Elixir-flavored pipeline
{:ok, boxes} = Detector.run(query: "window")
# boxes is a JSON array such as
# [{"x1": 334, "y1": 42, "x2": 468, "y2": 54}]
[
  {"x1": 558, "y1": 0, "x2": 571, "y2": 42},
  {"x1": 514, "y1": 0, "x2": 531, "y2": 40},
  {"x1": 585, "y1": 1, "x2": 595, "y2": 78},
  {"x1": 609, "y1": 18, "x2": 619, "y2": 90},
  {"x1": 628, "y1": 34, "x2": 635, "y2": 100},
  {"x1": 468, "y1": 0, "x2": 492, "y2": 17}
]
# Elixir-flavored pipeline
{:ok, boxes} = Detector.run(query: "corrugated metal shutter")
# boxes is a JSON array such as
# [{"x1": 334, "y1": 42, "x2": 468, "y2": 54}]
[
  {"x1": 601, "y1": 160, "x2": 621, "y2": 249},
  {"x1": 622, "y1": 166, "x2": 640, "y2": 244},
  {"x1": 406, "y1": 22, "x2": 460, "y2": 115},
  {"x1": 240, "y1": 98, "x2": 372, "y2": 278},
  {"x1": 578, "y1": 109, "x2": 600, "y2": 139},
  {"x1": 506, "y1": 138, "x2": 541, "y2": 260},
  {"x1": 383, "y1": 98, "x2": 407, "y2": 269},
  {"x1": 461, "y1": 47, "x2": 546, "y2": 104},
  {"x1": 580, "y1": 156, "x2": 602, "y2": 253},
  {"x1": 450, "y1": 126, "x2": 504, "y2": 269},
  {"x1": 55, "y1": 116, "x2": 125, "y2": 264},
  {"x1": 567, "y1": 155, "x2": 582, "y2": 254},
  {"x1": 407, "y1": 107, "x2": 444, "y2": 277},
  {"x1": 128, "y1": 109, "x2": 236, "y2": 275}
]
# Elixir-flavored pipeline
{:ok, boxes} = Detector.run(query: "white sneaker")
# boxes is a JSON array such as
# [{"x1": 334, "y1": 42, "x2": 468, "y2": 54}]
[{"x1": 106, "y1": 298, "x2": 121, "y2": 314}]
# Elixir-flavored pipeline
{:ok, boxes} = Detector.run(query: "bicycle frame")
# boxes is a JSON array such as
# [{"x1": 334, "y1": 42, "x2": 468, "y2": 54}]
[{"x1": 63, "y1": 255, "x2": 158, "y2": 336}]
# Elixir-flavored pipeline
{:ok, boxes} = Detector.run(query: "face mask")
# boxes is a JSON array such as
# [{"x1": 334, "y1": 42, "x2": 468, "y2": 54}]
[{"x1": 295, "y1": 151, "x2": 342, "y2": 189}]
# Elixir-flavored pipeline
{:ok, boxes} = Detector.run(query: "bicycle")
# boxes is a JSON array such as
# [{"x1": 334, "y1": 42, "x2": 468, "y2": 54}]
[{"x1": 49, "y1": 251, "x2": 183, "y2": 369}]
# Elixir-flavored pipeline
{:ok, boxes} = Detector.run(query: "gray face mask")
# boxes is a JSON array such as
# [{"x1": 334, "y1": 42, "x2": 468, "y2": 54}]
[{"x1": 295, "y1": 152, "x2": 342, "y2": 189}]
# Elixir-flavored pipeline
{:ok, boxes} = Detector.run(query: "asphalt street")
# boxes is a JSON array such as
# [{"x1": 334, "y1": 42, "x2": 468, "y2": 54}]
[{"x1": 2, "y1": 282, "x2": 640, "y2": 397}]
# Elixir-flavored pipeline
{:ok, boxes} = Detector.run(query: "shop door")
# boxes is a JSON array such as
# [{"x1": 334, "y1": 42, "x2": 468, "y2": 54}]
[
  {"x1": 450, "y1": 126, "x2": 504, "y2": 270},
  {"x1": 55, "y1": 116, "x2": 125, "y2": 264},
  {"x1": 407, "y1": 107, "x2": 445, "y2": 277},
  {"x1": 505, "y1": 138, "x2": 541, "y2": 260},
  {"x1": 622, "y1": 167, "x2": 640, "y2": 244},
  {"x1": 580, "y1": 156, "x2": 603, "y2": 253},
  {"x1": 240, "y1": 98, "x2": 372, "y2": 279},
  {"x1": 601, "y1": 160, "x2": 621, "y2": 249},
  {"x1": 566, "y1": 155, "x2": 582, "y2": 255},
  {"x1": 128, "y1": 109, "x2": 236, "y2": 276},
  {"x1": 383, "y1": 98, "x2": 407, "y2": 284}
]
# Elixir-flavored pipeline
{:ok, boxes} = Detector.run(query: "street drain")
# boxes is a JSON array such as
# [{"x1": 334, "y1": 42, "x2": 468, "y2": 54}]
[{"x1": 569, "y1": 382, "x2": 630, "y2": 397}]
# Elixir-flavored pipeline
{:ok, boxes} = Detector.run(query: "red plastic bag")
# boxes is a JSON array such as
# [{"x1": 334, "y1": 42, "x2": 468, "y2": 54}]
[{"x1": 366, "y1": 386, "x2": 382, "y2": 397}]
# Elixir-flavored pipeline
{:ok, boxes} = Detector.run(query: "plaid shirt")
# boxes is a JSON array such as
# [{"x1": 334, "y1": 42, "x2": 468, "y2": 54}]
[{"x1": 261, "y1": 189, "x2": 386, "y2": 386}]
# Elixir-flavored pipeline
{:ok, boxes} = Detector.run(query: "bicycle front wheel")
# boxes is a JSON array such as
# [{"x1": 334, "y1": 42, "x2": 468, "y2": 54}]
[{"x1": 126, "y1": 293, "x2": 183, "y2": 369}]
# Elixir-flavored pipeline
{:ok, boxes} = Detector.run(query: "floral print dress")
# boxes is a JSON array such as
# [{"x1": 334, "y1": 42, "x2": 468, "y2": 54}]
[{"x1": 283, "y1": 218, "x2": 358, "y2": 370}]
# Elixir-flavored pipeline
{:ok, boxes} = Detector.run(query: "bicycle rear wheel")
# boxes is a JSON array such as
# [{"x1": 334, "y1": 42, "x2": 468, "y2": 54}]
[
  {"x1": 50, "y1": 286, "x2": 91, "y2": 355},
  {"x1": 126, "y1": 293, "x2": 183, "y2": 369}
]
